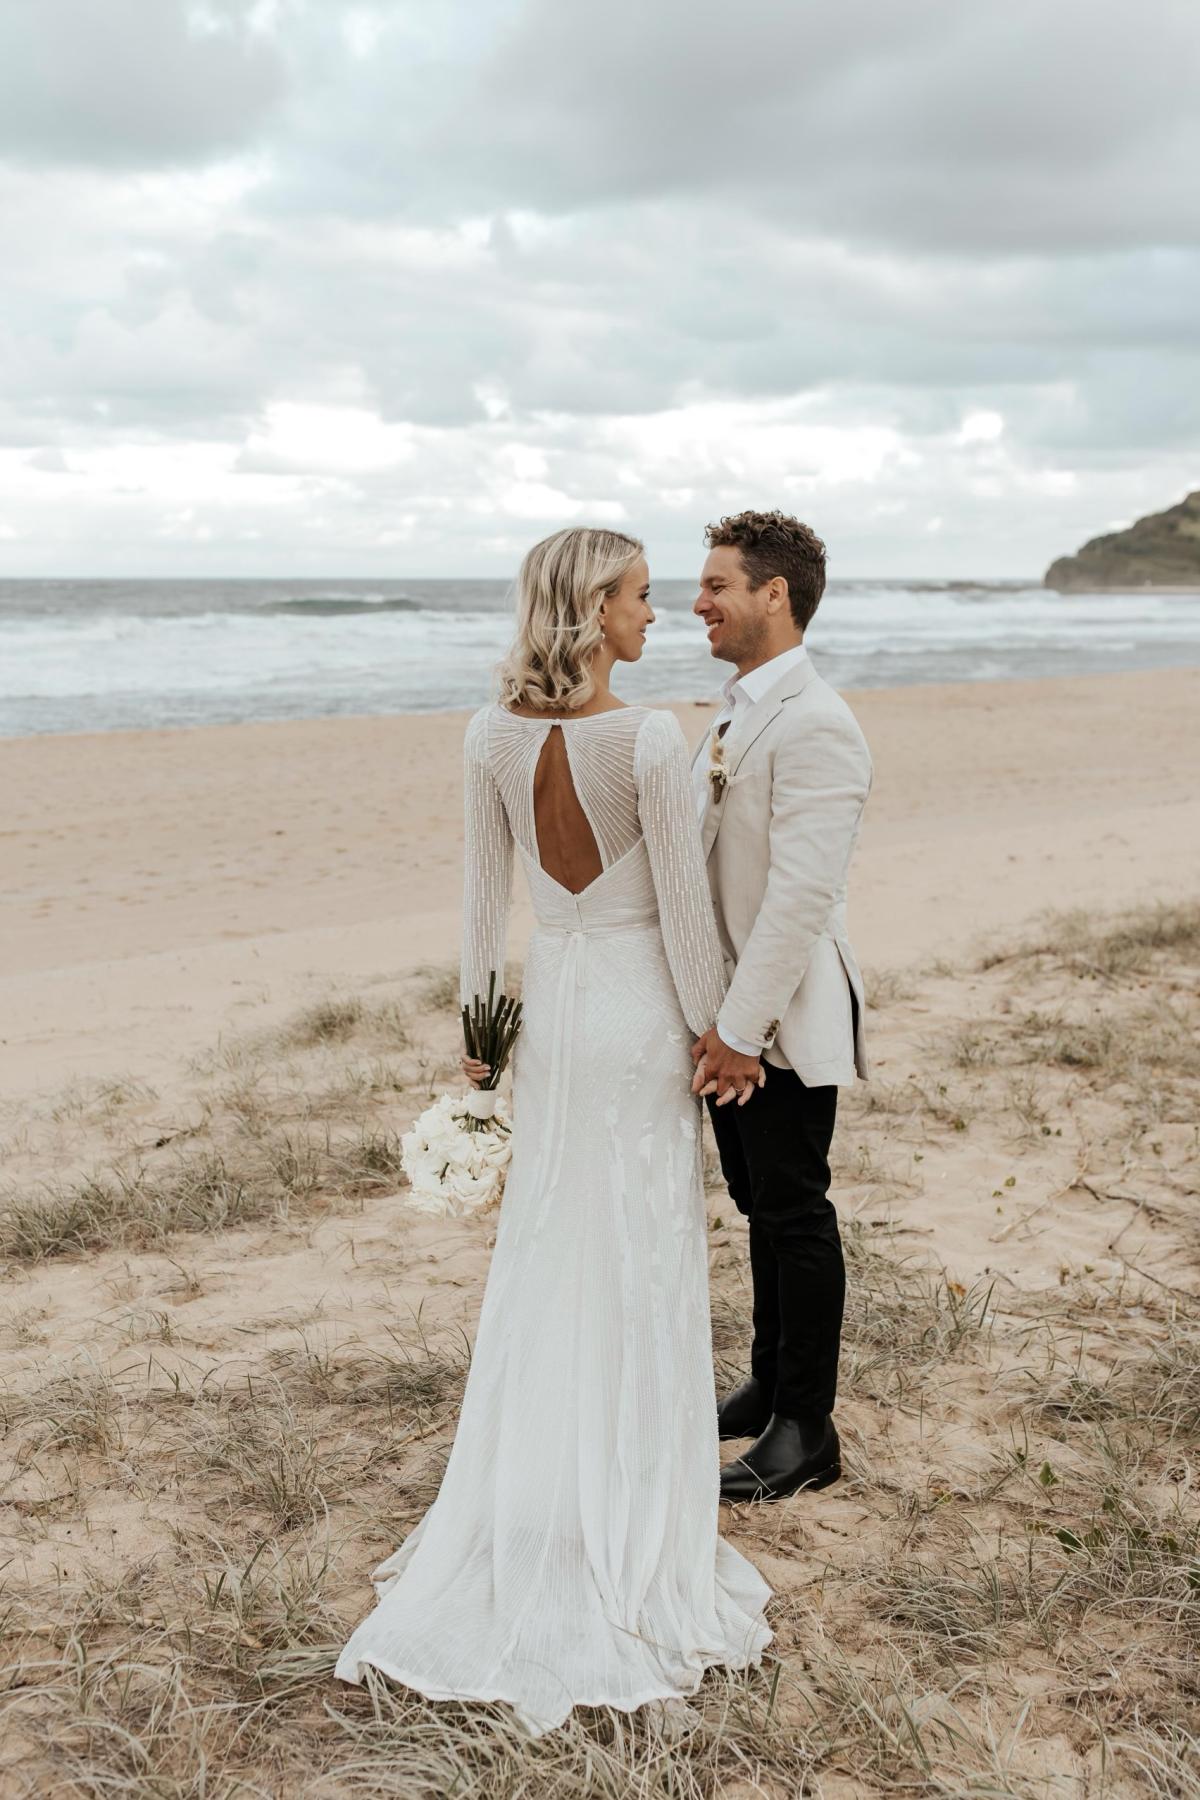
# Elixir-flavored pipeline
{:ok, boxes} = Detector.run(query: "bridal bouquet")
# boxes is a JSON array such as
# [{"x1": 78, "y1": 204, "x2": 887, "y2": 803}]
[
  {"x1": 400, "y1": 1090, "x2": 512, "y2": 1217},
  {"x1": 399, "y1": 973, "x2": 522, "y2": 1218}
]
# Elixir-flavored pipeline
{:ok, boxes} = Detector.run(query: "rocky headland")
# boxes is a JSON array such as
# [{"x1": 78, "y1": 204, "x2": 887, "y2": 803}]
[{"x1": 1045, "y1": 487, "x2": 1200, "y2": 590}]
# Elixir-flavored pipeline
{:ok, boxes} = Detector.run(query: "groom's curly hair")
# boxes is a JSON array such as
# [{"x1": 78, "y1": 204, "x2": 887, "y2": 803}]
[{"x1": 705, "y1": 510, "x2": 827, "y2": 630}]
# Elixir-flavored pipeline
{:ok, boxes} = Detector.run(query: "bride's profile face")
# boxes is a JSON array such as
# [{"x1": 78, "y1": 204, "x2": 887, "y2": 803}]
[{"x1": 599, "y1": 556, "x2": 654, "y2": 663}]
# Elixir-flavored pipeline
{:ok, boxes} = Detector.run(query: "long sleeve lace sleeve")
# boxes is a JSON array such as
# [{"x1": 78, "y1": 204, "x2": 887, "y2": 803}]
[
  {"x1": 634, "y1": 709, "x2": 727, "y2": 1038},
  {"x1": 460, "y1": 707, "x2": 514, "y2": 1011}
]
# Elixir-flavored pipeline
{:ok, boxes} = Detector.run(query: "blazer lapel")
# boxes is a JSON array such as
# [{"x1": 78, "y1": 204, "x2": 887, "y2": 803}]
[
  {"x1": 703, "y1": 657, "x2": 819, "y2": 859},
  {"x1": 696, "y1": 715, "x2": 726, "y2": 858},
  {"x1": 730, "y1": 657, "x2": 818, "y2": 775},
  {"x1": 701, "y1": 780, "x2": 724, "y2": 859}
]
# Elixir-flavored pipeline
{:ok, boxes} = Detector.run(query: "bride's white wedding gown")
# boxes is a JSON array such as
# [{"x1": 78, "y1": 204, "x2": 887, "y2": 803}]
[{"x1": 334, "y1": 703, "x2": 771, "y2": 1734}]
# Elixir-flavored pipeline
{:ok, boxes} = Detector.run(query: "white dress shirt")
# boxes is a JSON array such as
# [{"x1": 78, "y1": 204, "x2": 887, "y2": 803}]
[{"x1": 695, "y1": 643, "x2": 809, "y2": 1056}]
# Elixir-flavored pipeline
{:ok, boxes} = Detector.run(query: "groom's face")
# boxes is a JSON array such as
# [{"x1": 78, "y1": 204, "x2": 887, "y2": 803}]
[{"x1": 694, "y1": 546, "x2": 768, "y2": 665}]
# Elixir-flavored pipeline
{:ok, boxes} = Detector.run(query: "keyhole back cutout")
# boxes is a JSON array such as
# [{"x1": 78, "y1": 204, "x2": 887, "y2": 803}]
[{"x1": 532, "y1": 725, "x2": 604, "y2": 894}]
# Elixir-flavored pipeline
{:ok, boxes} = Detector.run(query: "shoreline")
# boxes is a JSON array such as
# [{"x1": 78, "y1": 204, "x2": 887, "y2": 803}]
[
  {"x1": 1043, "y1": 583, "x2": 1200, "y2": 594},
  {"x1": 1043, "y1": 582, "x2": 1200, "y2": 595},
  {"x1": 4, "y1": 655, "x2": 1200, "y2": 747}
]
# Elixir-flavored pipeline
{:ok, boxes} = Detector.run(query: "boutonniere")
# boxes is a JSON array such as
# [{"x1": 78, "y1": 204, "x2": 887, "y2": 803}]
[{"x1": 707, "y1": 725, "x2": 729, "y2": 802}]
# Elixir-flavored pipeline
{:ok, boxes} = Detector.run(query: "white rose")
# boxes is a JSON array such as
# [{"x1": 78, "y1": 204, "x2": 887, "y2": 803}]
[
  {"x1": 399, "y1": 1093, "x2": 512, "y2": 1218},
  {"x1": 476, "y1": 1136, "x2": 512, "y2": 1174}
]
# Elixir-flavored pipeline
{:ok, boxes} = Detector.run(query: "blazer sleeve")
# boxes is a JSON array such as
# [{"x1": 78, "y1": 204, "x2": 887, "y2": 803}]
[
  {"x1": 716, "y1": 704, "x2": 871, "y2": 1052},
  {"x1": 634, "y1": 709, "x2": 728, "y2": 1038},
  {"x1": 460, "y1": 707, "x2": 515, "y2": 1010}
]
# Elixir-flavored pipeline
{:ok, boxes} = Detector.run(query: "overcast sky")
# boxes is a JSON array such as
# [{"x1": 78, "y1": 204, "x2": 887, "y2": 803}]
[{"x1": 1, "y1": 0, "x2": 1197, "y2": 578}]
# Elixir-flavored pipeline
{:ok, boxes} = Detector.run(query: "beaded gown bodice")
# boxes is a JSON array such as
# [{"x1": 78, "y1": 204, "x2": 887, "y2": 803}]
[{"x1": 460, "y1": 703, "x2": 727, "y2": 1035}]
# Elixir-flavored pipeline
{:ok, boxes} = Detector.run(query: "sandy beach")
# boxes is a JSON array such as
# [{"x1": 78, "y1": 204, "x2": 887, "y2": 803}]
[
  {"x1": 1, "y1": 665, "x2": 1198, "y2": 1794},
  {"x1": 3, "y1": 666, "x2": 1197, "y2": 1101}
]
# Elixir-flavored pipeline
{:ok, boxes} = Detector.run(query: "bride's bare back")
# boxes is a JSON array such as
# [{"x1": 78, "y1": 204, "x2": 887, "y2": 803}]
[{"x1": 530, "y1": 724, "x2": 603, "y2": 895}]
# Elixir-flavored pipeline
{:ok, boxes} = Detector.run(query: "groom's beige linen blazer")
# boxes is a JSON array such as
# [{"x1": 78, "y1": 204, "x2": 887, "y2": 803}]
[{"x1": 695, "y1": 654, "x2": 872, "y2": 1088}]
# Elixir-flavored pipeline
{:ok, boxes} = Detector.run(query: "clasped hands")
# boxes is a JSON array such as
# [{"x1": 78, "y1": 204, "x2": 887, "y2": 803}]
[
  {"x1": 690, "y1": 1027, "x2": 765, "y2": 1108},
  {"x1": 464, "y1": 1030, "x2": 764, "y2": 1106}
]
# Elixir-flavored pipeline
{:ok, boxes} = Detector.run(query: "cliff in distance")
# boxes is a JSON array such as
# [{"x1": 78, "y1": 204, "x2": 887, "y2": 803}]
[{"x1": 1044, "y1": 489, "x2": 1200, "y2": 591}]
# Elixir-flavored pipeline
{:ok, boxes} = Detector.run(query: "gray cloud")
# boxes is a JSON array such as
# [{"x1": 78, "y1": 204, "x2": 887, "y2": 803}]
[
  {"x1": 0, "y1": 0, "x2": 1197, "y2": 577},
  {"x1": 260, "y1": 0, "x2": 1200, "y2": 253},
  {"x1": 0, "y1": 0, "x2": 287, "y2": 167}
]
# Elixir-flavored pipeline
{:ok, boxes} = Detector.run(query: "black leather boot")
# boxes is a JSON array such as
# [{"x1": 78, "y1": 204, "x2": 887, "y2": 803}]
[
  {"x1": 716, "y1": 1376, "x2": 773, "y2": 1441},
  {"x1": 719, "y1": 1413, "x2": 841, "y2": 1501}
]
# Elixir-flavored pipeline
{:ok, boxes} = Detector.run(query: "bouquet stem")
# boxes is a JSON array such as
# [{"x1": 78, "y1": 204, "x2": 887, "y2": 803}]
[{"x1": 462, "y1": 970, "x2": 523, "y2": 1127}]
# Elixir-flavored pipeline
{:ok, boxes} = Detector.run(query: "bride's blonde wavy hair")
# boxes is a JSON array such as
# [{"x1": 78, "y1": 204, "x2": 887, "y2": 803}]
[{"x1": 497, "y1": 526, "x2": 645, "y2": 713}]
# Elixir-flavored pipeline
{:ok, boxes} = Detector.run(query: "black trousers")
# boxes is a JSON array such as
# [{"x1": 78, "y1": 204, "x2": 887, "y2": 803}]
[{"x1": 706, "y1": 1063, "x2": 842, "y2": 1418}]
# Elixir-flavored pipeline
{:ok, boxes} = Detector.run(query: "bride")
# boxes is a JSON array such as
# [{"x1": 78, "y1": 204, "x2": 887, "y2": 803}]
[{"x1": 335, "y1": 526, "x2": 772, "y2": 1734}]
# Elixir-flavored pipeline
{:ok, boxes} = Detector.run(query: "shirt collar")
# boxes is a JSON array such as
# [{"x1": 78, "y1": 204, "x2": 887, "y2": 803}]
[{"x1": 723, "y1": 642, "x2": 809, "y2": 708}]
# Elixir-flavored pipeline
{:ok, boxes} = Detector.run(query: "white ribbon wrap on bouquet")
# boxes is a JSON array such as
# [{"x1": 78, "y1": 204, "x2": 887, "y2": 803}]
[{"x1": 464, "y1": 1089, "x2": 500, "y2": 1120}]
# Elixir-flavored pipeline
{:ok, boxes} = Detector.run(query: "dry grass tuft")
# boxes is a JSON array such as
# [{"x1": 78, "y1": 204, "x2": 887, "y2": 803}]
[
  {"x1": 0, "y1": 1138, "x2": 355, "y2": 1261},
  {"x1": 414, "y1": 960, "x2": 464, "y2": 1014},
  {"x1": 983, "y1": 897, "x2": 1200, "y2": 979},
  {"x1": 864, "y1": 966, "x2": 916, "y2": 1009},
  {"x1": 277, "y1": 993, "x2": 413, "y2": 1052},
  {"x1": 840, "y1": 1219, "x2": 995, "y2": 1406}
]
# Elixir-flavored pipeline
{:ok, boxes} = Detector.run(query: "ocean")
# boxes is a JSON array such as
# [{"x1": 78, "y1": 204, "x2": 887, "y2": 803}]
[{"x1": 2, "y1": 577, "x2": 1199, "y2": 738}]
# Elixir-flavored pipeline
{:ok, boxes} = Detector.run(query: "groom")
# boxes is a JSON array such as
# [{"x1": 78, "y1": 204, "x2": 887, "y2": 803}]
[{"x1": 690, "y1": 509, "x2": 872, "y2": 1503}]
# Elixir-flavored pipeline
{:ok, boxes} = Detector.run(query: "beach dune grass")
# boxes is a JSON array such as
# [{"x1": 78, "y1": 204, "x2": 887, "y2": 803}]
[
  {"x1": 0, "y1": 898, "x2": 1196, "y2": 1793},
  {"x1": 982, "y1": 897, "x2": 1200, "y2": 977},
  {"x1": 0, "y1": 1142, "x2": 331, "y2": 1260},
  {"x1": 278, "y1": 994, "x2": 413, "y2": 1051}
]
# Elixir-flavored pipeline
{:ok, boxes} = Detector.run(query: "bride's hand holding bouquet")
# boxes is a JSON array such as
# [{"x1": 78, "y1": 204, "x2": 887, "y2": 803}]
[{"x1": 400, "y1": 972, "x2": 522, "y2": 1218}]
